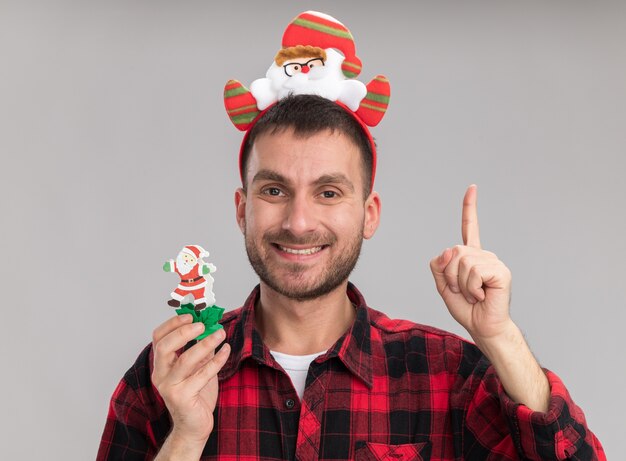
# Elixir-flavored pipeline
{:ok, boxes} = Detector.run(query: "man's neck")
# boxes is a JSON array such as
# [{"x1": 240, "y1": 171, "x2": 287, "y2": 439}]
[{"x1": 255, "y1": 281, "x2": 356, "y2": 356}]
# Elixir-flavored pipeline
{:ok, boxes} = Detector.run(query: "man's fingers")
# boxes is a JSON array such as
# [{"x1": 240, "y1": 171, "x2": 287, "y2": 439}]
[
  {"x1": 442, "y1": 249, "x2": 462, "y2": 294},
  {"x1": 462, "y1": 184, "x2": 481, "y2": 249},
  {"x1": 434, "y1": 246, "x2": 497, "y2": 301},
  {"x1": 466, "y1": 265, "x2": 487, "y2": 302},
  {"x1": 153, "y1": 320, "x2": 206, "y2": 380},
  {"x1": 458, "y1": 255, "x2": 483, "y2": 304},
  {"x1": 167, "y1": 328, "x2": 227, "y2": 385},
  {"x1": 185, "y1": 343, "x2": 231, "y2": 395},
  {"x1": 430, "y1": 248, "x2": 453, "y2": 295},
  {"x1": 153, "y1": 314, "x2": 194, "y2": 344}
]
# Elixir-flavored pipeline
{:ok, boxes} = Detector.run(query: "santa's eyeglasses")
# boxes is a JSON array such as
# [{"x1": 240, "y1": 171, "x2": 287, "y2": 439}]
[{"x1": 282, "y1": 58, "x2": 325, "y2": 77}]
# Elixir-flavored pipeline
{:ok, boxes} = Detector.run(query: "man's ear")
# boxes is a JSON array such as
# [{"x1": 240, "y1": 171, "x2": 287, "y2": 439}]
[
  {"x1": 363, "y1": 191, "x2": 381, "y2": 239},
  {"x1": 234, "y1": 188, "x2": 247, "y2": 233}
]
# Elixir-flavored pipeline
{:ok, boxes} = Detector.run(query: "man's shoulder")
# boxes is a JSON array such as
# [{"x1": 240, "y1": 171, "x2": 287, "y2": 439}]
[
  {"x1": 123, "y1": 343, "x2": 154, "y2": 392},
  {"x1": 220, "y1": 305, "x2": 244, "y2": 325},
  {"x1": 366, "y1": 306, "x2": 486, "y2": 376},
  {"x1": 113, "y1": 343, "x2": 167, "y2": 419},
  {"x1": 367, "y1": 306, "x2": 468, "y2": 343}
]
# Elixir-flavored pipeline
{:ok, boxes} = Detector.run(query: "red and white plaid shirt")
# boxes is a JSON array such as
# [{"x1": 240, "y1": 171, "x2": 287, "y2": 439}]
[{"x1": 98, "y1": 283, "x2": 605, "y2": 460}]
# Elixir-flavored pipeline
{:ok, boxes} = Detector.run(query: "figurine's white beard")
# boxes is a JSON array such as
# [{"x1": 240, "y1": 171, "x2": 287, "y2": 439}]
[
  {"x1": 268, "y1": 54, "x2": 344, "y2": 100},
  {"x1": 278, "y1": 71, "x2": 328, "y2": 95},
  {"x1": 176, "y1": 254, "x2": 196, "y2": 276}
]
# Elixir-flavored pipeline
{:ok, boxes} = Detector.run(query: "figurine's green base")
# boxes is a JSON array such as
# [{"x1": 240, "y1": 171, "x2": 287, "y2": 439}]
[{"x1": 175, "y1": 303, "x2": 225, "y2": 340}]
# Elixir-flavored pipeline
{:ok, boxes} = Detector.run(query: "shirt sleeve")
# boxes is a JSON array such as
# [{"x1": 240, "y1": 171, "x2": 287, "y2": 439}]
[
  {"x1": 457, "y1": 350, "x2": 606, "y2": 461},
  {"x1": 497, "y1": 369, "x2": 606, "y2": 460},
  {"x1": 97, "y1": 345, "x2": 170, "y2": 461},
  {"x1": 96, "y1": 379, "x2": 158, "y2": 461}
]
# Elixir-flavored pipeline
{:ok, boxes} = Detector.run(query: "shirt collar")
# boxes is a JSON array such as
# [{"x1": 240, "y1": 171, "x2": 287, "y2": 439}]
[{"x1": 219, "y1": 282, "x2": 373, "y2": 388}]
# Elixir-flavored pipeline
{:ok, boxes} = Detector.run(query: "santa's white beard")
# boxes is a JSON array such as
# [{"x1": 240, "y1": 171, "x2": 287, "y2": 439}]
[
  {"x1": 250, "y1": 49, "x2": 366, "y2": 111},
  {"x1": 277, "y1": 70, "x2": 339, "y2": 97},
  {"x1": 176, "y1": 254, "x2": 196, "y2": 276}
]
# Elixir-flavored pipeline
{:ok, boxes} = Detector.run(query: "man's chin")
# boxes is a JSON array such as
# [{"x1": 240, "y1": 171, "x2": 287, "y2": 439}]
[
  {"x1": 260, "y1": 273, "x2": 347, "y2": 302},
  {"x1": 247, "y1": 238, "x2": 360, "y2": 302}
]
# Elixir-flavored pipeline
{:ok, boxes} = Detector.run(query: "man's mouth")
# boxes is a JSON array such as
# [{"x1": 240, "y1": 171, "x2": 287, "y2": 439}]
[{"x1": 275, "y1": 244, "x2": 326, "y2": 255}]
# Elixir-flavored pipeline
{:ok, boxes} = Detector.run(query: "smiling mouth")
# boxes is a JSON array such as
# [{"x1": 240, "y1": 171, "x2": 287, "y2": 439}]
[{"x1": 275, "y1": 244, "x2": 326, "y2": 255}]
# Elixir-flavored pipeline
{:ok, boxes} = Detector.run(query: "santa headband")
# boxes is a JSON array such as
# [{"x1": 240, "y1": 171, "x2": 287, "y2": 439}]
[{"x1": 223, "y1": 10, "x2": 391, "y2": 190}]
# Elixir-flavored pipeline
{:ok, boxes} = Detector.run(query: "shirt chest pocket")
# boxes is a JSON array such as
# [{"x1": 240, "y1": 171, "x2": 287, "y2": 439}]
[{"x1": 354, "y1": 441, "x2": 431, "y2": 461}]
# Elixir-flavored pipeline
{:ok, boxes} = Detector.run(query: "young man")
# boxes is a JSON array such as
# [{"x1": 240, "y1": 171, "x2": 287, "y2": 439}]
[{"x1": 98, "y1": 96, "x2": 605, "y2": 460}]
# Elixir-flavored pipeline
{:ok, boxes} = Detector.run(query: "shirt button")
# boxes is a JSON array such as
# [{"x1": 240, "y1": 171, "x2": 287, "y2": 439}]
[{"x1": 285, "y1": 398, "x2": 295, "y2": 409}]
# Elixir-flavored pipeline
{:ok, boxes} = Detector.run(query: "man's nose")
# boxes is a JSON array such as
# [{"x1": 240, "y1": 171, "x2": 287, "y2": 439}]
[
  {"x1": 301, "y1": 65, "x2": 310, "y2": 74},
  {"x1": 282, "y1": 195, "x2": 317, "y2": 235}
]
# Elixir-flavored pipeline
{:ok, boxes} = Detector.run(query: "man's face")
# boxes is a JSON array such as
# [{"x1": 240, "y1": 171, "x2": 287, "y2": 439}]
[{"x1": 235, "y1": 128, "x2": 380, "y2": 301}]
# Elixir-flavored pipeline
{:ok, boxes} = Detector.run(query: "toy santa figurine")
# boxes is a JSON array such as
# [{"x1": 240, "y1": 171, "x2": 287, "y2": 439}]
[{"x1": 163, "y1": 244, "x2": 217, "y2": 312}]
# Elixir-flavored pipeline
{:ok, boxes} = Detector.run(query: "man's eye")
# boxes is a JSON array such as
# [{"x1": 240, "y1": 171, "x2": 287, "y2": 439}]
[
  {"x1": 322, "y1": 191, "x2": 337, "y2": 198},
  {"x1": 264, "y1": 187, "x2": 282, "y2": 196}
]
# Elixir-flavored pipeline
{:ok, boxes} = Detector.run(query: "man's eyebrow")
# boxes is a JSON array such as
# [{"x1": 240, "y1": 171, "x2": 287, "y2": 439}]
[
  {"x1": 313, "y1": 174, "x2": 355, "y2": 193},
  {"x1": 252, "y1": 169, "x2": 291, "y2": 185},
  {"x1": 251, "y1": 170, "x2": 355, "y2": 193}
]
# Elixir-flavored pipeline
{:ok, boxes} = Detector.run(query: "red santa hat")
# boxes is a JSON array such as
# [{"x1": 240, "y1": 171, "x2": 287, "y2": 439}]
[
  {"x1": 181, "y1": 245, "x2": 209, "y2": 259},
  {"x1": 281, "y1": 11, "x2": 362, "y2": 79}
]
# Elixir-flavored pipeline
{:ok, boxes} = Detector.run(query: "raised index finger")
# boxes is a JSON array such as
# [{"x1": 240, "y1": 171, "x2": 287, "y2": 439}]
[{"x1": 462, "y1": 184, "x2": 481, "y2": 248}]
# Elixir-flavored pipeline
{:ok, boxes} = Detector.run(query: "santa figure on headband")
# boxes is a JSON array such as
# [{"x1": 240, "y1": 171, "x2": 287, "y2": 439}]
[
  {"x1": 163, "y1": 245, "x2": 217, "y2": 312},
  {"x1": 224, "y1": 10, "x2": 390, "y2": 130},
  {"x1": 251, "y1": 44, "x2": 366, "y2": 112}
]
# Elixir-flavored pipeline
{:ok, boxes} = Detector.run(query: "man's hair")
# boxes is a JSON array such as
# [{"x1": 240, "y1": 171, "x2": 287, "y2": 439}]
[{"x1": 240, "y1": 94, "x2": 374, "y2": 197}]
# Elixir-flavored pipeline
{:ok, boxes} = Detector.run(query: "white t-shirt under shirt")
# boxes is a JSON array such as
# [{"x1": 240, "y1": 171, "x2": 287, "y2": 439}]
[{"x1": 270, "y1": 350, "x2": 327, "y2": 400}]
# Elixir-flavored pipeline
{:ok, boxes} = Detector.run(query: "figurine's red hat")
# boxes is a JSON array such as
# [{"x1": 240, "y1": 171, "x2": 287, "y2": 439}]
[{"x1": 182, "y1": 245, "x2": 209, "y2": 259}]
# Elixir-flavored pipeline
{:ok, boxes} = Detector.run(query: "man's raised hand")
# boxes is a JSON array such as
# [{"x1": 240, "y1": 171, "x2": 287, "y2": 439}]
[
  {"x1": 152, "y1": 314, "x2": 230, "y2": 458},
  {"x1": 430, "y1": 185, "x2": 552, "y2": 411},
  {"x1": 430, "y1": 185, "x2": 514, "y2": 341}
]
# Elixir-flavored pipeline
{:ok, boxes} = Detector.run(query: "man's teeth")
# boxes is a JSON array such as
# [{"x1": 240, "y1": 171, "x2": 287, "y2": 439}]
[{"x1": 279, "y1": 245, "x2": 323, "y2": 255}]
